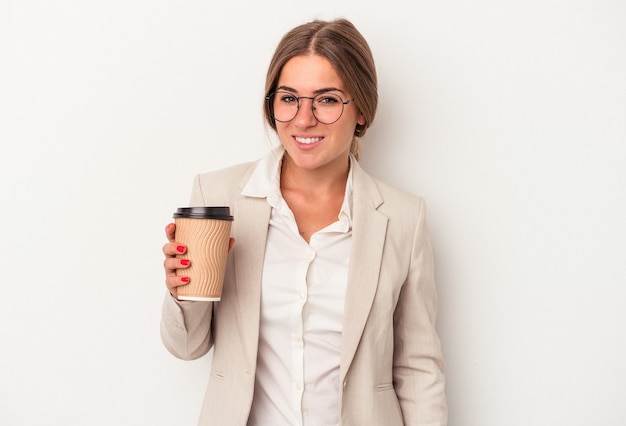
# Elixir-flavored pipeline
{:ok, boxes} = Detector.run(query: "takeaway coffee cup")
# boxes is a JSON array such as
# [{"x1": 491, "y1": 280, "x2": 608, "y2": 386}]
[{"x1": 173, "y1": 206, "x2": 234, "y2": 301}]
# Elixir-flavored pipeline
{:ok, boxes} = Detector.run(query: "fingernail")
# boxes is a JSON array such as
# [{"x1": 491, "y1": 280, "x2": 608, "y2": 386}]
[
  {"x1": 176, "y1": 245, "x2": 185, "y2": 253},
  {"x1": 181, "y1": 277, "x2": 190, "y2": 283},
  {"x1": 180, "y1": 259, "x2": 190, "y2": 266}
]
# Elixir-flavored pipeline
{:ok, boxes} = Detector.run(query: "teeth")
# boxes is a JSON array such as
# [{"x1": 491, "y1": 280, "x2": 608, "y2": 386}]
[{"x1": 295, "y1": 136, "x2": 321, "y2": 144}]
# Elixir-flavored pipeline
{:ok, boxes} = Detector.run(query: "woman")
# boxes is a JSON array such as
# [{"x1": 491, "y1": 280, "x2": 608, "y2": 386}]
[{"x1": 161, "y1": 18, "x2": 447, "y2": 425}]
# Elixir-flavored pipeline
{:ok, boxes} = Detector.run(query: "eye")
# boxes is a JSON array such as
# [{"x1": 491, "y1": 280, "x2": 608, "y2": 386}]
[
  {"x1": 315, "y1": 94, "x2": 341, "y2": 106},
  {"x1": 279, "y1": 93, "x2": 297, "y2": 104}
]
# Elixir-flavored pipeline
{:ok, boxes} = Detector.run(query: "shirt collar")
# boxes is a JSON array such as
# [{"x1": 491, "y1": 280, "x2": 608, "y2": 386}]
[
  {"x1": 241, "y1": 146, "x2": 284, "y2": 199},
  {"x1": 241, "y1": 146, "x2": 354, "y2": 227}
]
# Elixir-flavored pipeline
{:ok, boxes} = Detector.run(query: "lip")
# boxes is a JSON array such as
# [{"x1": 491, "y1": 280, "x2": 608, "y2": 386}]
[{"x1": 293, "y1": 135, "x2": 323, "y2": 150}]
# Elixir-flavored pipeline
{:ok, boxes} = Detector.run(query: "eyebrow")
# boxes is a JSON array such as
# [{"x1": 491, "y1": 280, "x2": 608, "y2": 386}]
[{"x1": 277, "y1": 85, "x2": 346, "y2": 95}]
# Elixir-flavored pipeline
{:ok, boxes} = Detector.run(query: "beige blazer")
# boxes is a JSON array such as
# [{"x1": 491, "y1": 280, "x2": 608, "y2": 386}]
[{"x1": 161, "y1": 158, "x2": 447, "y2": 425}]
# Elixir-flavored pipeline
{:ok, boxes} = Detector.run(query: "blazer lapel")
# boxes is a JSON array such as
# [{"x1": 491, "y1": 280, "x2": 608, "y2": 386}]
[
  {"x1": 231, "y1": 174, "x2": 271, "y2": 368},
  {"x1": 340, "y1": 162, "x2": 388, "y2": 379}
]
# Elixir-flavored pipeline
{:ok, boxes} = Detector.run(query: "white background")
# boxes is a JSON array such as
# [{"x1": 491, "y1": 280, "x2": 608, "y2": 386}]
[{"x1": 2, "y1": 1, "x2": 625, "y2": 425}]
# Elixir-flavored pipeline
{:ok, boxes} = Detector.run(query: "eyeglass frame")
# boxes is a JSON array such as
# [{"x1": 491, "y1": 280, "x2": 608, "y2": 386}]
[{"x1": 265, "y1": 90, "x2": 355, "y2": 125}]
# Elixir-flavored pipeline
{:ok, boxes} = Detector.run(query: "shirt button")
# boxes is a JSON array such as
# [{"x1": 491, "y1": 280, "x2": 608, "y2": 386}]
[
  {"x1": 299, "y1": 292, "x2": 306, "y2": 300},
  {"x1": 294, "y1": 383, "x2": 302, "y2": 391}
]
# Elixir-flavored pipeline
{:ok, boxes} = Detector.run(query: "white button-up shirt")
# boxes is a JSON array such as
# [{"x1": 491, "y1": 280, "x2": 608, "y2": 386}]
[{"x1": 242, "y1": 148, "x2": 353, "y2": 426}]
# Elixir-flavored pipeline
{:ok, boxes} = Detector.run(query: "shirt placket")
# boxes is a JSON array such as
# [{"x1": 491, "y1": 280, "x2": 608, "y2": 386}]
[{"x1": 292, "y1": 245, "x2": 316, "y2": 424}]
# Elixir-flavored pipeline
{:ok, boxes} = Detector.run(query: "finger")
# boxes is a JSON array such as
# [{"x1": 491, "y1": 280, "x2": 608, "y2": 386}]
[
  {"x1": 163, "y1": 241, "x2": 186, "y2": 257},
  {"x1": 164, "y1": 257, "x2": 191, "y2": 271},
  {"x1": 165, "y1": 275, "x2": 190, "y2": 297},
  {"x1": 228, "y1": 237, "x2": 235, "y2": 253},
  {"x1": 165, "y1": 223, "x2": 176, "y2": 242}
]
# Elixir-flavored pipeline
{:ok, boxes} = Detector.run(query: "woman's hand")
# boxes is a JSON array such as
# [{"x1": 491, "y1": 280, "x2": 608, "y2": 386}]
[
  {"x1": 162, "y1": 223, "x2": 235, "y2": 299},
  {"x1": 162, "y1": 223, "x2": 191, "y2": 299}
]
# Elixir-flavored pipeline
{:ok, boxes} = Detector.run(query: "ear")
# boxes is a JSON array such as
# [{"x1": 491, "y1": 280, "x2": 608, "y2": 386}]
[{"x1": 357, "y1": 112, "x2": 366, "y2": 126}]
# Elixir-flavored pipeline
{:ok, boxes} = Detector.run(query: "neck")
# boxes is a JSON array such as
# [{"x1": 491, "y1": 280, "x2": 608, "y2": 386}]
[{"x1": 280, "y1": 153, "x2": 350, "y2": 196}]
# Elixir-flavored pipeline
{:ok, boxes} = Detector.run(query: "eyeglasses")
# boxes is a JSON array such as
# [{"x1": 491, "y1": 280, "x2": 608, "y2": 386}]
[{"x1": 266, "y1": 91, "x2": 354, "y2": 125}]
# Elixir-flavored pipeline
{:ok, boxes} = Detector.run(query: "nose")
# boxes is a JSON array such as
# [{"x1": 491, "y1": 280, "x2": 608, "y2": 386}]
[{"x1": 294, "y1": 97, "x2": 318, "y2": 128}]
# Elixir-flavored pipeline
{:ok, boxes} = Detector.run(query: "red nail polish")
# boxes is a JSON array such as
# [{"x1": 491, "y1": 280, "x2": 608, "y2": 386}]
[
  {"x1": 176, "y1": 245, "x2": 185, "y2": 253},
  {"x1": 180, "y1": 259, "x2": 190, "y2": 266},
  {"x1": 181, "y1": 277, "x2": 190, "y2": 283}
]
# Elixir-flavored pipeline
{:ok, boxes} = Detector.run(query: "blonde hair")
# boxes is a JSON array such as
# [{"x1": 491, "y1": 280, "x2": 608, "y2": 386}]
[{"x1": 263, "y1": 19, "x2": 378, "y2": 160}]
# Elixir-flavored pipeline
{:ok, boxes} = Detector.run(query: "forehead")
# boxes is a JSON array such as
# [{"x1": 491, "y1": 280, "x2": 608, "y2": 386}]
[{"x1": 278, "y1": 54, "x2": 345, "y2": 92}]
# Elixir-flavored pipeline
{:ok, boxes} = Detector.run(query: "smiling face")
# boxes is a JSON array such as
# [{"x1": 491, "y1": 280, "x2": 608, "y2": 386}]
[{"x1": 275, "y1": 54, "x2": 366, "y2": 176}]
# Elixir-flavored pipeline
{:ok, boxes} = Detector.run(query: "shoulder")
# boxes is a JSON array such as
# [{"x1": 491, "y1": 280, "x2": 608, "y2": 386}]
[
  {"x1": 194, "y1": 160, "x2": 260, "y2": 195},
  {"x1": 374, "y1": 177, "x2": 427, "y2": 232},
  {"x1": 196, "y1": 160, "x2": 259, "y2": 185},
  {"x1": 375, "y1": 176, "x2": 424, "y2": 207},
  {"x1": 189, "y1": 160, "x2": 259, "y2": 206},
  {"x1": 353, "y1": 161, "x2": 425, "y2": 214},
  {"x1": 353, "y1": 166, "x2": 432, "y2": 254}
]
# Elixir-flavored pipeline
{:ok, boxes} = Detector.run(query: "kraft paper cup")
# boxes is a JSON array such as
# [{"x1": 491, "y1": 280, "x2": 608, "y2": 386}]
[{"x1": 173, "y1": 206, "x2": 233, "y2": 301}]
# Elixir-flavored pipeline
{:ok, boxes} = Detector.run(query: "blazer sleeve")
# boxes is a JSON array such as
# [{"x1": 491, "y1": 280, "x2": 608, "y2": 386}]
[
  {"x1": 160, "y1": 175, "x2": 215, "y2": 360},
  {"x1": 393, "y1": 198, "x2": 448, "y2": 425}
]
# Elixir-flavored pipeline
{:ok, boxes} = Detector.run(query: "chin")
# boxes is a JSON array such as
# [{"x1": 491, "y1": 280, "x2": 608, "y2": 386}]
[{"x1": 287, "y1": 153, "x2": 323, "y2": 170}]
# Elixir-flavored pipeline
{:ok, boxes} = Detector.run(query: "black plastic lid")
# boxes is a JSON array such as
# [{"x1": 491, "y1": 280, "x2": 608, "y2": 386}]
[{"x1": 173, "y1": 206, "x2": 233, "y2": 220}]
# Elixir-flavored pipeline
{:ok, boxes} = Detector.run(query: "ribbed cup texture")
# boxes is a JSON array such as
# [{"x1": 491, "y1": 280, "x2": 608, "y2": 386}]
[{"x1": 175, "y1": 217, "x2": 232, "y2": 300}]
